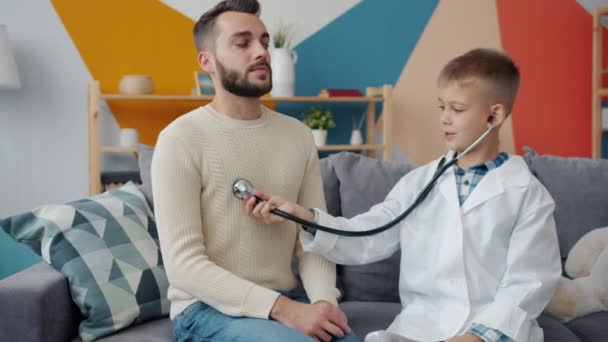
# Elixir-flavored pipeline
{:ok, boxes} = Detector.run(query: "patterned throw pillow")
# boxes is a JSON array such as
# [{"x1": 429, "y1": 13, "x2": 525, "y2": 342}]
[{"x1": 0, "y1": 182, "x2": 169, "y2": 341}]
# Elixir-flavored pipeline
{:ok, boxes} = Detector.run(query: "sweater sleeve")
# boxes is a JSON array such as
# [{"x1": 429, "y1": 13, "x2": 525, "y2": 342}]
[
  {"x1": 152, "y1": 132, "x2": 279, "y2": 319},
  {"x1": 295, "y1": 138, "x2": 339, "y2": 305}
]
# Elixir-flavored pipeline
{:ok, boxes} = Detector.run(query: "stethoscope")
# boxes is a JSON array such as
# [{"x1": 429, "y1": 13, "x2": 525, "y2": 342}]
[{"x1": 232, "y1": 126, "x2": 494, "y2": 237}]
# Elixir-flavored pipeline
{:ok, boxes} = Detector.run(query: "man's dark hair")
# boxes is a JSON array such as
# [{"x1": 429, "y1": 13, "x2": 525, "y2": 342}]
[
  {"x1": 193, "y1": 0, "x2": 261, "y2": 52},
  {"x1": 438, "y1": 48, "x2": 520, "y2": 114}
]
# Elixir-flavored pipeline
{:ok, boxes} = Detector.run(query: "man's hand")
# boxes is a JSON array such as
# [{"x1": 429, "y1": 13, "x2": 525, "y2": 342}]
[
  {"x1": 270, "y1": 295, "x2": 351, "y2": 342},
  {"x1": 445, "y1": 334, "x2": 484, "y2": 342},
  {"x1": 245, "y1": 190, "x2": 312, "y2": 224}
]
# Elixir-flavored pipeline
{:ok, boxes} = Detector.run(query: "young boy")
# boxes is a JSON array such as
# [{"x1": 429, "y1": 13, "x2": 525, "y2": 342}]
[{"x1": 245, "y1": 48, "x2": 561, "y2": 342}]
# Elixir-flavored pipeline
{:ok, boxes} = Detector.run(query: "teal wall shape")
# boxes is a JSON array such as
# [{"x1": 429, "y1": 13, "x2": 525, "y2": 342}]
[{"x1": 278, "y1": 0, "x2": 439, "y2": 148}]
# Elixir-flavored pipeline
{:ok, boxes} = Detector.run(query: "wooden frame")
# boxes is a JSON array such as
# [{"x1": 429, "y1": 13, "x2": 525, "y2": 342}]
[
  {"x1": 193, "y1": 71, "x2": 215, "y2": 96},
  {"x1": 592, "y1": 7, "x2": 608, "y2": 158}
]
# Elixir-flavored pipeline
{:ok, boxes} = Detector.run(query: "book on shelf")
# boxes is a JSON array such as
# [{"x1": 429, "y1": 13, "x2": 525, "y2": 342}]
[{"x1": 318, "y1": 88, "x2": 362, "y2": 97}]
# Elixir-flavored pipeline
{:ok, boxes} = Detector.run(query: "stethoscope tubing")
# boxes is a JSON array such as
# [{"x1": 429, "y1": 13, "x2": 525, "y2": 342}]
[
  {"x1": 262, "y1": 157, "x2": 457, "y2": 237},
  {"x1": 242, "y1": 126, "x2": 493, "y2": 237}
]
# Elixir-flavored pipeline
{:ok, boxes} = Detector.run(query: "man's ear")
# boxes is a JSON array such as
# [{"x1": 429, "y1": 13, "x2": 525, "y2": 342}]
[
  {"x1": 198, "y1": 50, "x2": 214, "y2": 74},
  {"x1": 488, "y1": 103, "x2": 507, "y2": 127}
]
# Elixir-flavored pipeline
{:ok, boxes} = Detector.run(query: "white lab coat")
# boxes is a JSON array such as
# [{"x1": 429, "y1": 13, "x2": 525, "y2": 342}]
[{"x1": 301, "y1": 154, "x2": 562, "y2": 342}]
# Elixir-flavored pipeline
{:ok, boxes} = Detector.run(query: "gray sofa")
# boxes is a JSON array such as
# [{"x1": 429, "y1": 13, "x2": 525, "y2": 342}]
[{"x1": 1, "y1": 150, "x2": 607, "y2": 342}]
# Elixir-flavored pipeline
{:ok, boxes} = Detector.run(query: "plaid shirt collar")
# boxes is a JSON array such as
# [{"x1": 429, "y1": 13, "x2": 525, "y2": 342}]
[{"x1": 454, "y1": 152, "x2": 509, "y2": 206}]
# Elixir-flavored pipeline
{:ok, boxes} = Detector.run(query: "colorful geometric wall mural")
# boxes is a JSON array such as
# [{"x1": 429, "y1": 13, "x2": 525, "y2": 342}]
[{"x1": 52, "y1": 0, "x2": 599, "y2": 160}]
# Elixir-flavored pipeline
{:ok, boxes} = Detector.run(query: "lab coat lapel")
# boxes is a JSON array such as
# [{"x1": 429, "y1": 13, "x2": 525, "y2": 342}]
[
  {"x1": 460, "y1": 169, "x2": 504, "y2": 214},
  {"x1": 437, "y1": 166, "x2": 459, "y2": 209},
  {"x1": 460, "y1": 156, "x2": 531, "y2": 214},
  {"x1": 436, "y1": 161, "x2": 464, "y2": 221},
  {"x1": 433, "y1": 152, "x2": 456, "y2": 203}
]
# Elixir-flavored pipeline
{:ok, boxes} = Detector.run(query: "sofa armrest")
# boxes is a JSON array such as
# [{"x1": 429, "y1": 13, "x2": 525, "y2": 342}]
[{"x1": 0, "y1": 262, "x2": 79, "y2": 342}]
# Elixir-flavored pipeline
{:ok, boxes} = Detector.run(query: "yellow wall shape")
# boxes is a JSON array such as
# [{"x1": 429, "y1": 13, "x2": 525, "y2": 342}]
[
  {"x1": 51, "y1": 0, "x2": 200, "y2": 94},
  {"x1": 52, "y1": 0, "x2": 202, "y2": 145},
  {"x1": 50, "y1": 0, "x2": 276, "y2": 145}
]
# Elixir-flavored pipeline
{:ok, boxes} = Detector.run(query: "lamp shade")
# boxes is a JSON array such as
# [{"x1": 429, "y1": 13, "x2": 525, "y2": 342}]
[{"x1": 0, "y1": 25, "x2": 21, "y2": 90}]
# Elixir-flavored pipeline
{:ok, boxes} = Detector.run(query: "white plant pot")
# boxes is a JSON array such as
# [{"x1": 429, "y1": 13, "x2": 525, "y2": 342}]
[
  {"x1": 311, "y1": 129, "x2": 328, "y2": 146},
  {"x1": 119, "y1": 128, "x2": 138, "y2": 147},
  {"x1": 270, "y1": 48, "x2": 298, "y2": 97},
  {"x1": 350, "y1": 129, "x2": 363, "y2": 145}
]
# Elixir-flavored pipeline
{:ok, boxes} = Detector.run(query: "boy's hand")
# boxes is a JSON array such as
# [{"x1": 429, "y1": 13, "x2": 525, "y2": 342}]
[
  {"x1": 445, "y1": 334, "x2": 484, "y2": 342},
  {"x1": 244, "y1": 190, "x2": 312, "y2": 224},
  {"x1": 270, "y1": 295, "x2": 351, "y2": 342}
]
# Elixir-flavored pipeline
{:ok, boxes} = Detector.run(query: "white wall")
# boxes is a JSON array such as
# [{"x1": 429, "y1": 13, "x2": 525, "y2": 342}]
[
  {"x1": 0, "y1": 0, "x2": 92, "y2": 216},
  {"x1": 0, "y1": 0, "x2": 361, "y2": 217},
  {"x1": 161, "y1": 0, "x2": 361, "y2": 48}
]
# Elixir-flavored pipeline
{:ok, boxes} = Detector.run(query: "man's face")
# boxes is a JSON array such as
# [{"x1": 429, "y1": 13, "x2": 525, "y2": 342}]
[{"x1": 206, "y1": 11, "x2": 272, "y2": 97}]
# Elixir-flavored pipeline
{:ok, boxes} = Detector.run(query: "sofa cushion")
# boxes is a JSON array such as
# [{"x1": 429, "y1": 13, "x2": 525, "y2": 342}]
[
  {"x1": 137, "y1": 144, "x2": 155, "y2": 209},
  {"x1": 0, "y1": 262, "x2": 80, "y2": 342},
  {"x1": 339, "y1": 303, "x2": 584, "y2": 342},
  {"x1": 523, "y1": 147, "x2": 608, "y2": 258},
  {"x1": 319, "y1": 152, "x2": 342, "y2": 217},
  {"x1": 339, "y1": 301, "x2": 401, "y2": 340},
  {"x1": 537, "y1": 313, "x2": 582, "y2": 342},
  {"x1": 319, "y1": 152, "x2": 416, "y2": 303},
  {"x1": 565, "y1": 312, "x2": 608, "y2": 342},
  {"x1": 0, "y1": 183, "x2": 169, "y2": 342},
  {"x1": 74, "y1": 318, "x2": 173, "y2": 342}
]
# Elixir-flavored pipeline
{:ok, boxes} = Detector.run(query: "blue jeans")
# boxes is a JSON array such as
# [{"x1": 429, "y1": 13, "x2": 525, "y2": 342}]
[{"x1": 172, "y1": 293, "x2": 360, "y2": 342}]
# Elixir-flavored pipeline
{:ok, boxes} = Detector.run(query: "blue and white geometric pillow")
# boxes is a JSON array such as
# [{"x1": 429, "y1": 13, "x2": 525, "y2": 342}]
[{"x1": 0, "y1": 182, "x2": 169, "y2": 342}]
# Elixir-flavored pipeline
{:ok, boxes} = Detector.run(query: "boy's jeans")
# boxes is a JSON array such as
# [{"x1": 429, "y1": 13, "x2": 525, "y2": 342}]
[{"x1": 172, "y1": 292, "x2": 360, "y2": 342}]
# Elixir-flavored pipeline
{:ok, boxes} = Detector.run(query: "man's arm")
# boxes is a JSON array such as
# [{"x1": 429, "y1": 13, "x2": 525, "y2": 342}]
[
  {"x1": 467, "y1": 184, "x2": 561, "y2": 341},
  {"x1": 152, "y1": 132, "x2": 279, "y2": 319}
]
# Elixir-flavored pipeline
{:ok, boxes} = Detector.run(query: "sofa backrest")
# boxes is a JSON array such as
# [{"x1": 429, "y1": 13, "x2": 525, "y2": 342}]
[
  {"x1": 319, "y1": 152, "x2": 416, "y2": 302},
  {"x1": 522, "y1": 147, "x2": 608, "y2": 259}
]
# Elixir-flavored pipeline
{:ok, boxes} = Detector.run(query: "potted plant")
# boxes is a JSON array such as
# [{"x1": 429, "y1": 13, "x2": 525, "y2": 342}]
[
  {"x1": 302, "y1": 106, "x2": 336, "y2": 146},
  {"x1": 272, "y1": 21, "x2": 292, "y2": 49},
  {"x1": 270, "y1": 21, "x2": 298, "y2": 97}
]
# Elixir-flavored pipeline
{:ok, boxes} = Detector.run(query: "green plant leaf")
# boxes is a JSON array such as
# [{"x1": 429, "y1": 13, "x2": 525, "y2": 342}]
[{"x1": 302, "y1": 106, "x2": 336, "y2": 130}]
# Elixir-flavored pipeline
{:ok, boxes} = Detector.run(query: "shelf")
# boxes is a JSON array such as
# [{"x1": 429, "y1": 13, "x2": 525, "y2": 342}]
[
  {"x1": 101, "y1": 94, "x2": 384, "y2": 103},
  {"x1": 101, "y1": 146, "x2": 138, "y2": 153},
  {"x1": 597, "y1": 7, "x2": 608, "y2": 16},
  {"x1": 89, "y1": 81, "x2": 394, "y2": 195},
  {"x1": 317, "y1": 144, "x2": 384, "y2": 151},
  {"x1": 594, "y1": 10, "x2": 607, "y2": 158}
]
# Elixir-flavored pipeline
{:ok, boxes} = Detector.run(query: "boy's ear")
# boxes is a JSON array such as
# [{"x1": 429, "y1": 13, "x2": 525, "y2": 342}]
[{"x1": 488, "y1": 104, "x2": 507, "y2": 127}]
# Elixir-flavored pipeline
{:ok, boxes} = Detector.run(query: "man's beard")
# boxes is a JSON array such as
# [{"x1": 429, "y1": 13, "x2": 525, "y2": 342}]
[{"x1": 216, "y1": 59, "x2": 272, "y2": 98}]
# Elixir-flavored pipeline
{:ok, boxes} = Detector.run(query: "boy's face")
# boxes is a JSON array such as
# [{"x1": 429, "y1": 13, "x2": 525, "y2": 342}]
[{"x1": 437, "y1": 79, "x2": 493, "y2": 153}]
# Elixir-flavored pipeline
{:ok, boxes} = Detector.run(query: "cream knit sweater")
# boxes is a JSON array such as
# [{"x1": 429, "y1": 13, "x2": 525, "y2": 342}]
[{"x1": 152, "y1": 104, "x2": 338, "y2": 320}]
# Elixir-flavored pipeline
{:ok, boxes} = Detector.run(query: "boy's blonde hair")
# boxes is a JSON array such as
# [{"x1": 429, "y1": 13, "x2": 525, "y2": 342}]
[{"x1": 438, "y1": 48, "x2": 520, "y2": 114}]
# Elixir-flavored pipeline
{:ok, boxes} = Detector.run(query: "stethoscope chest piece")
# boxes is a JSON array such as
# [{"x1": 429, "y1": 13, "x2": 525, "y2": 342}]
[{"x1": 233, "y1": 179, "x2": 254, "y2": 200}]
